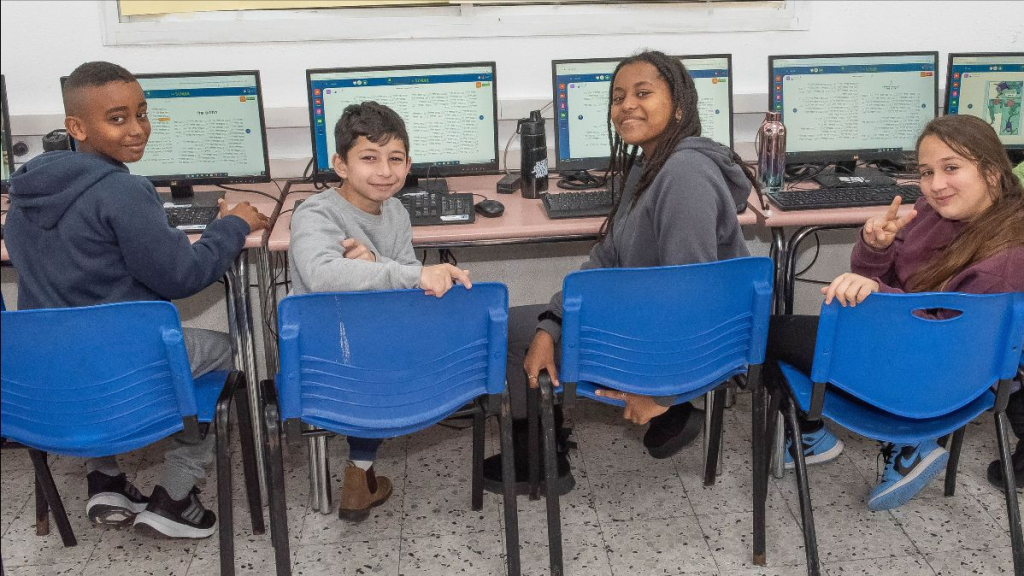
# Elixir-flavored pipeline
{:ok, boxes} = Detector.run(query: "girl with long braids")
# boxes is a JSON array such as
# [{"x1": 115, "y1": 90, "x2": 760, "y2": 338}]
[
  {"x1": 767, "y1": 114, "x2": 1024, "y2": 510},
  {"x1": 481, "y1": 50, "x2": 760, "y2": 494}
]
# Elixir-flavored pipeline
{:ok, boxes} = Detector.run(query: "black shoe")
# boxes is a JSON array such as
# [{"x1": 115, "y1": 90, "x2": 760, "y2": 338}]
[
  {"x1": 986, "y1": 444, "x2": 1024, "y2": 490},
  {"x1": 85, "y1": 471, "x2": 149, "y2": 527},
  {"x1": 643, "y1": 402, "x2": 702, "y2": 459},
  {"x1": 133, "y1": 486, "x2": 216, "y2": 539}
]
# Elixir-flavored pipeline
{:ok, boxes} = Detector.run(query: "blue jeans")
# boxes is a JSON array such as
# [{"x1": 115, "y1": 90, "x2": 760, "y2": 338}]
[{"x1": 348, "y1": 437, "x2": 383, "y2": 461}]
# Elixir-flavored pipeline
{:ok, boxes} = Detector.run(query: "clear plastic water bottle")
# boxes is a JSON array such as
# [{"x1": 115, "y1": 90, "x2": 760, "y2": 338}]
[{"x1": 756, "y1": 111, "x2": 786, "y2": 192}]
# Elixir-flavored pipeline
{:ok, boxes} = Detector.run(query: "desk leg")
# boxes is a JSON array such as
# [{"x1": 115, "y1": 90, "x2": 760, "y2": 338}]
[
  {"x1": 770, "y1": 413, "x2": 786, "y2": 479},
  {"x1": 308, "y1": 435, "x2": 332, "y2": 514},
  {"x1": 225, "y1": 253, "x2": 267, "y2": 498},
  {"x1": 769, "y1": 228, "x2": 787, "y2": 315},
  {"x1": 784, "y1": 226, "x2": 826, "y2": 315},
  {"x1": 255, "y1": 247, "x2": 280, "y2": 377}
]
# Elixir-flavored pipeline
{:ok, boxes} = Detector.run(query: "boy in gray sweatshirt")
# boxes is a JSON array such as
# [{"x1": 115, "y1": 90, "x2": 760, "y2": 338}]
[{"x1": 289, "y1": 102, "x2": 471, "y2": 521}]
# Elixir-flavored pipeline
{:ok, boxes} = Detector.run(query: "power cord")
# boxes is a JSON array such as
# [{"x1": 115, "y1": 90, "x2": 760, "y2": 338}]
[{"x1": 556, "y1": 170, "x2": 607, "y2": 190}]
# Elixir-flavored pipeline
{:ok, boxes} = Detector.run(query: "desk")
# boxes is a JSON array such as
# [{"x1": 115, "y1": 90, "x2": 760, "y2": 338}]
[
  {"x1": 1, "y1": 185, "x2": 283, "y2": 497},
  {"x1": 264, "y1": 174, "x2": 760, "y2": 513}
]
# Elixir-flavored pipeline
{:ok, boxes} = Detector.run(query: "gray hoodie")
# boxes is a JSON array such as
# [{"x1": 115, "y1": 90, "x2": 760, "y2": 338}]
[{"x1": 539, "y1": 136, "x2": 752, "y2": 341}]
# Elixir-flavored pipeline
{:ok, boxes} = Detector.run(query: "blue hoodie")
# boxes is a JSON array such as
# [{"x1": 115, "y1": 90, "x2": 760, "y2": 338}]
[{"x1": 5, "y1": 151, "x2": 251, "y2": 310}]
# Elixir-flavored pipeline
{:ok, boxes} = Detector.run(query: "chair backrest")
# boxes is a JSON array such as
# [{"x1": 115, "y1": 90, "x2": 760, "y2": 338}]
[
  {"x1": 811, "y1": 292, "x2": 1024, "y2": 419},
  {"x1": 559, "y1": 257, "x2": 774, "y2": 397},
  {"x1": 275, "y1": 283, "x2": 508, "y2": 438},
  {"x1": 1, "y1": 301, "x2": 200, "y2": 457}
]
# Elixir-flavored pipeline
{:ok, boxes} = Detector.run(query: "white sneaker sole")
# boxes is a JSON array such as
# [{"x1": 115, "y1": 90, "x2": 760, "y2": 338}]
[
  {"x1": 784, "y1": 438, "x2": 845, "y2": 470},
  {"x1": 86, "y1": 493, "x2": 148, "y2": 526},
  {"x1": 133, "y1": 510, "x2": 216, "y2": 539}
]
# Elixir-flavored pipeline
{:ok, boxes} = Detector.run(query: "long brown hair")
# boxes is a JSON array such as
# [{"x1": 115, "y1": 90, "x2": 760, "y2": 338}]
[
  {"x1": 599, "y1": 50, "x2": 758, "y2": 240},
  {"x1": 907, "y1": 115, "x2": 1024, "y2": 292}
]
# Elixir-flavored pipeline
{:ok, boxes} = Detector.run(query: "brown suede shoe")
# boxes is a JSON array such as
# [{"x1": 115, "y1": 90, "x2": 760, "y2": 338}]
[{"x1": 338, "y1": 462, "x2": 393, "y2": 522}]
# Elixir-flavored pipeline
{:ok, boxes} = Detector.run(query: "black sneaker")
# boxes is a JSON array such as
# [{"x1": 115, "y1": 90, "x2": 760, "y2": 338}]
[
  {"x1": 987, "y1": 442, "x2": 1024, "y2": 491},
  {"x1": 133, "y1": 485, "x2": 216, "y2": 539},
  {"x1": 643, "y1": 402, "x2": 703, "y2": 459},
  {"x1": 85, "y1": 471, "x2": 149, "y2": 527}
]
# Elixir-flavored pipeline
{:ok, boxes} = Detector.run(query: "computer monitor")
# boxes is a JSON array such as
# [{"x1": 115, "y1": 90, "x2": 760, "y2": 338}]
[
  {"x1": 61, "y1": 70, "x2": 271, "y2": 205},
  {"x1": 307, "y1": 62, "x2": 500, "y2": 190},
  {"x1": 945, "y1": 52, "x2": 1023, "y2": 161},
  {"x1": 768, "y1": 52, "x2": 938, "y2": 186},
  {"x1": 1, "y1": 74, "x2": 14, "y2": 191},
  {"x1": 551, "y1": 54, "x2": 734, "y2": 173}
]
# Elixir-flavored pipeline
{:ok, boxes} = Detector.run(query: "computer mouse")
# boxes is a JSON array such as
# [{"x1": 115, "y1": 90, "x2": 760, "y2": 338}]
[{"x1": 475, "y1": 199, "x2": 505, "y2": 218}]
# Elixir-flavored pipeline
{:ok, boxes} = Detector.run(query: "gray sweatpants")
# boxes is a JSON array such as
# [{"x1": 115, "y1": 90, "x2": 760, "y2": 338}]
[{"x1": 86, "y1": 328, "x2": 233, "y2": 501}]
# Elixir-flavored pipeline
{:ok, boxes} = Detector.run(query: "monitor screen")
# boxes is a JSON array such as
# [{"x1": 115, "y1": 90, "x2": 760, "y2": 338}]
[
  {"x1": 946, "y1": 53, "x2": 1023, "y2": 150},
  {"x1": 132, "y1": 71, "x2": 271, "y2": 186},
  {"x1": 1, "y1": 74, "x2": 13, "y2": 186},
  {"x1": 769, "y1": 52, "x2": 938, "y2": 164},
  {"x1": 552, "y1": 55, "x2": 734, "y2": 172},
  {"x1": 307, "y1": 62, "x2": 500, "y2": 178}
]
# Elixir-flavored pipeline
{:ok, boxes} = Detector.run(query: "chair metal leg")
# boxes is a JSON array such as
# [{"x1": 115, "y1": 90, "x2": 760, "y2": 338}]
[
  {"x1": 538, "y1": 376, "x2": 564, "y2": 576},
  {"x1": 752, "y1": 376, "x2": 768, "y2": 566},
  {"x1": 527, "y1": 386, "x2": 541, "y2": 501},
  {"x1": 995, "y1": 412, "x2": 1024, "y2": 575},
  {"x1": 309, "y1": 435, "x2": 332, "y2": 514},
  {"x1": 771, "y1": 413, "x2": 786, "y2": 478},
  {"x1": 264, "y1": 402, "x2": 293, "y2": 576},
  {"x1": 35, "y1": 474, "x2": 49, "y2": 536},
  {"x1": 782, "y1": 399, "x2": 821, "y2": 576},
  {"x1": 497, "y1": 391, "x2": 522, "y2": 576},
  {"x1": 215, "y1": 402, "x2": 236, "y2": 576},
  {"x1": 703, "y1": 388, "x2": 726, "y2": 486},
  {"x1": 944, "y1": 426, "x2": 966, "y2": 497},
  {"x1": 233, "y1": 376, "x2": 266, "y2": 535},
  {"x1": 26, "y1": 450, "x2": 76, "y2": 547},
  {"x1": 471, "y1": 407, "x2": 485, "y2": 512}
]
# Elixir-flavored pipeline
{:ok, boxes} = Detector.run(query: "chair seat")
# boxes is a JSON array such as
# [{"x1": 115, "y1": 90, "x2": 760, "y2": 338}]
[
  {"x1": 574, "y1": 371, "x2": 740, "y2": 408},
  {"x1": 779, "y1": 362, "x2": 996, "y2": 445},
  {"x1": 195, "y1": 370, "x2": 231, "y2": 423}
]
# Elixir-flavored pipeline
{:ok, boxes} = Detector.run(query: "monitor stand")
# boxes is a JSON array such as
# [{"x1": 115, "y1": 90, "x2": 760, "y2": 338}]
[
  {"x1": 398, "y1": 174, "x2": 449, "y2": 196},
  {"x1": 813, "y1": 161, "x2": 896, "y2": 188},
  {"x1": 158, "y1": 185, "x2": 225, "y2": 207}
]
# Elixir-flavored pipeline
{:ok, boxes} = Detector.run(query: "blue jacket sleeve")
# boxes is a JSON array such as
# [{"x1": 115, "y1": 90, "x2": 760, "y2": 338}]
[{"x1": 106, "y1": 178, "x2": 251, "y2": 300}]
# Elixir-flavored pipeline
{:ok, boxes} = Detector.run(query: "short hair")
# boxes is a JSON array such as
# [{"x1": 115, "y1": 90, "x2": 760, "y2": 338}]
[
  {"x1": 333, "y1": 101, "x2": 410, "y2": 159},
  {"x1": 63, "y1": 61, "x2": 137, "y2": 115}
]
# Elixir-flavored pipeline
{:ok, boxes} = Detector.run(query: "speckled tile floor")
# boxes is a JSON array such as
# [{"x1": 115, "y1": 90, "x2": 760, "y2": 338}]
[{"x1": 1, "y1": 392, "x2": 1020, "y2": 575}]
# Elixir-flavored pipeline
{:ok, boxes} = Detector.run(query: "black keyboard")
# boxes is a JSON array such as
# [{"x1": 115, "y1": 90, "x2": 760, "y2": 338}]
[
  {"x1": 165, "y1": 205, "x2": 220, "y2": 232},
  {"x1": 398, "y1": 191, "x2": 475, "y2": 226},
  {"x1": 766, "y1": 184, "x2": 922, "y2": 211},
  {"x1": 542, "y1": 189, "x2": 615, "y2": 219}
]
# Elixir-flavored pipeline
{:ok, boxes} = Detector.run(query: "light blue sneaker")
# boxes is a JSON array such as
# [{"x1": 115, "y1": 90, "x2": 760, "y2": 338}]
[
  {"x1": 868, "y1": 440, "x2": 948, "y2": 511},
  {"x1": 784, "y1": 425, "x2": 844, "y2": 469}
]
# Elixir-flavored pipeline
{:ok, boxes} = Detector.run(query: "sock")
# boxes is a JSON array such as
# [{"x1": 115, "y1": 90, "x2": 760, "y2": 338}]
[
  {"x1": 86, "y1": 456, "x2": 121, "y2": 478},
  {"x1": 351, "y1": 459, "x2": 373, "y2": 471},
  {"x1": 161, "y1": 477, "x2": 195, "y2": 501}
]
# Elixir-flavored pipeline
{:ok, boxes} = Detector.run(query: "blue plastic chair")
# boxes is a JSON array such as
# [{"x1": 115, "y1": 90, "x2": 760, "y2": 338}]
[
  {"x1": 261, "y1": 284, "x2": 521, "y2": 576},
  {"x1": 0, "y1": 301, "x2": 264, "y2": 576},
  {"x1": 531, "y1": 257, "x2": 774, "y2": 574},
  {"x1": 757, "y1": 293, "x2": 1024, "y2": 576}
]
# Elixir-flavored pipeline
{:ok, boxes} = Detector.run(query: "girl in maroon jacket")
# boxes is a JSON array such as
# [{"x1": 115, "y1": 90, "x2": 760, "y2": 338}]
[{"x1": 769, "y1": 114, "x2": 1024, "y2": 510}]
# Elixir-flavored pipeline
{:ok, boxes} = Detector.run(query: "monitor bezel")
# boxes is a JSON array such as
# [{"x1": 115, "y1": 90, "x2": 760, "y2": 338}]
[
  {"x1": 1, "y1": 74, "x2": 15, "y2": 188},
  {"x1": 306, "y1": 61, "x2": 502, "y2": 180},
  {"x1": 768, "y1": 51, "x2": 940, "y2": 165},
  {"x1": 60, "y1": 69, "x2": 273, "y2": 188},
  {"x1": 945, "y1": 52, "x2": 1024, "y2": 151},
  {"x1": 551, "y1": 54, "x2": 735, "y2": 173}
]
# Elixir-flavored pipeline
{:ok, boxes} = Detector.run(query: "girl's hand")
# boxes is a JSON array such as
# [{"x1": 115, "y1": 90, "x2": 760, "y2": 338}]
[
  {"x1": 862, "y1": 196, "x2": 917, "y2": 251},
  {"x1": 594, "y1": 389, "x2": 670, "y2": 425},
  {"x1": 821, "y1": 273, "x2": 880, "y2": 307}
]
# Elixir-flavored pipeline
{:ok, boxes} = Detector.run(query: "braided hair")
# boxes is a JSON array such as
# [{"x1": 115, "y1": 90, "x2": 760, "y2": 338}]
[{"x1": 599, "y1": 50, "x2": 759, "y2": 240}]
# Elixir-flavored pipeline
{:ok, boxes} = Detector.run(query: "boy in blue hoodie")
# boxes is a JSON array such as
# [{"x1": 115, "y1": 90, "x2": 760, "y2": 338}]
[{"x1": 5, "y1": 61, "x2": 269, "y2": 539}]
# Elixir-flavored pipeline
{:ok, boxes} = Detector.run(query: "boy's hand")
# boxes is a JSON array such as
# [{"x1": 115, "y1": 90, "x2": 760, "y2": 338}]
[
  {"x1": 340, "y1": 238, "x2": 375, "y2": 262},
  {"x1": 821, "y1": 272, "x2": 879, "y2": 307},
  {"x1": 862, "y1": 196, "x2": 916, "y2": 251},
  {"x1": 419, "y1": 264, "x2": 471, "y2": 298},
  {"x1": 218, "y1": 199, "x2": 269, "y2": 233},
  {"x1": 524, "y1": 329, "x2": 560, "y2": 389},
  {"x1": 594, "y1": 389, "x2": 669, "y2": 425}
]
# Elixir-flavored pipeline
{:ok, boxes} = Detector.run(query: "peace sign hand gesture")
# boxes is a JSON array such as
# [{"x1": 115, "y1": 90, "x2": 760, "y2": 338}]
[{"x1": 862, "y1": 196, "x2": 917, "y2": 251}]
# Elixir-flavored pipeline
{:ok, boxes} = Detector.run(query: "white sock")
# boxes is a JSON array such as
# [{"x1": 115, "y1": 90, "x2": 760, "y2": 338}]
[{"x1": 351, "y1": 459, "x2": 373, "y2": 471}]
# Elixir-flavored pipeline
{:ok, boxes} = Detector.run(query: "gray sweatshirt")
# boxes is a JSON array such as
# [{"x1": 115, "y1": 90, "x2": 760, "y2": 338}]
[
  {"x1": 288, "y1": 190, "x2": 422, "y2": 295},
  {"x1": 540, "y1": 137, "x2": 751, "y2": 406}
]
